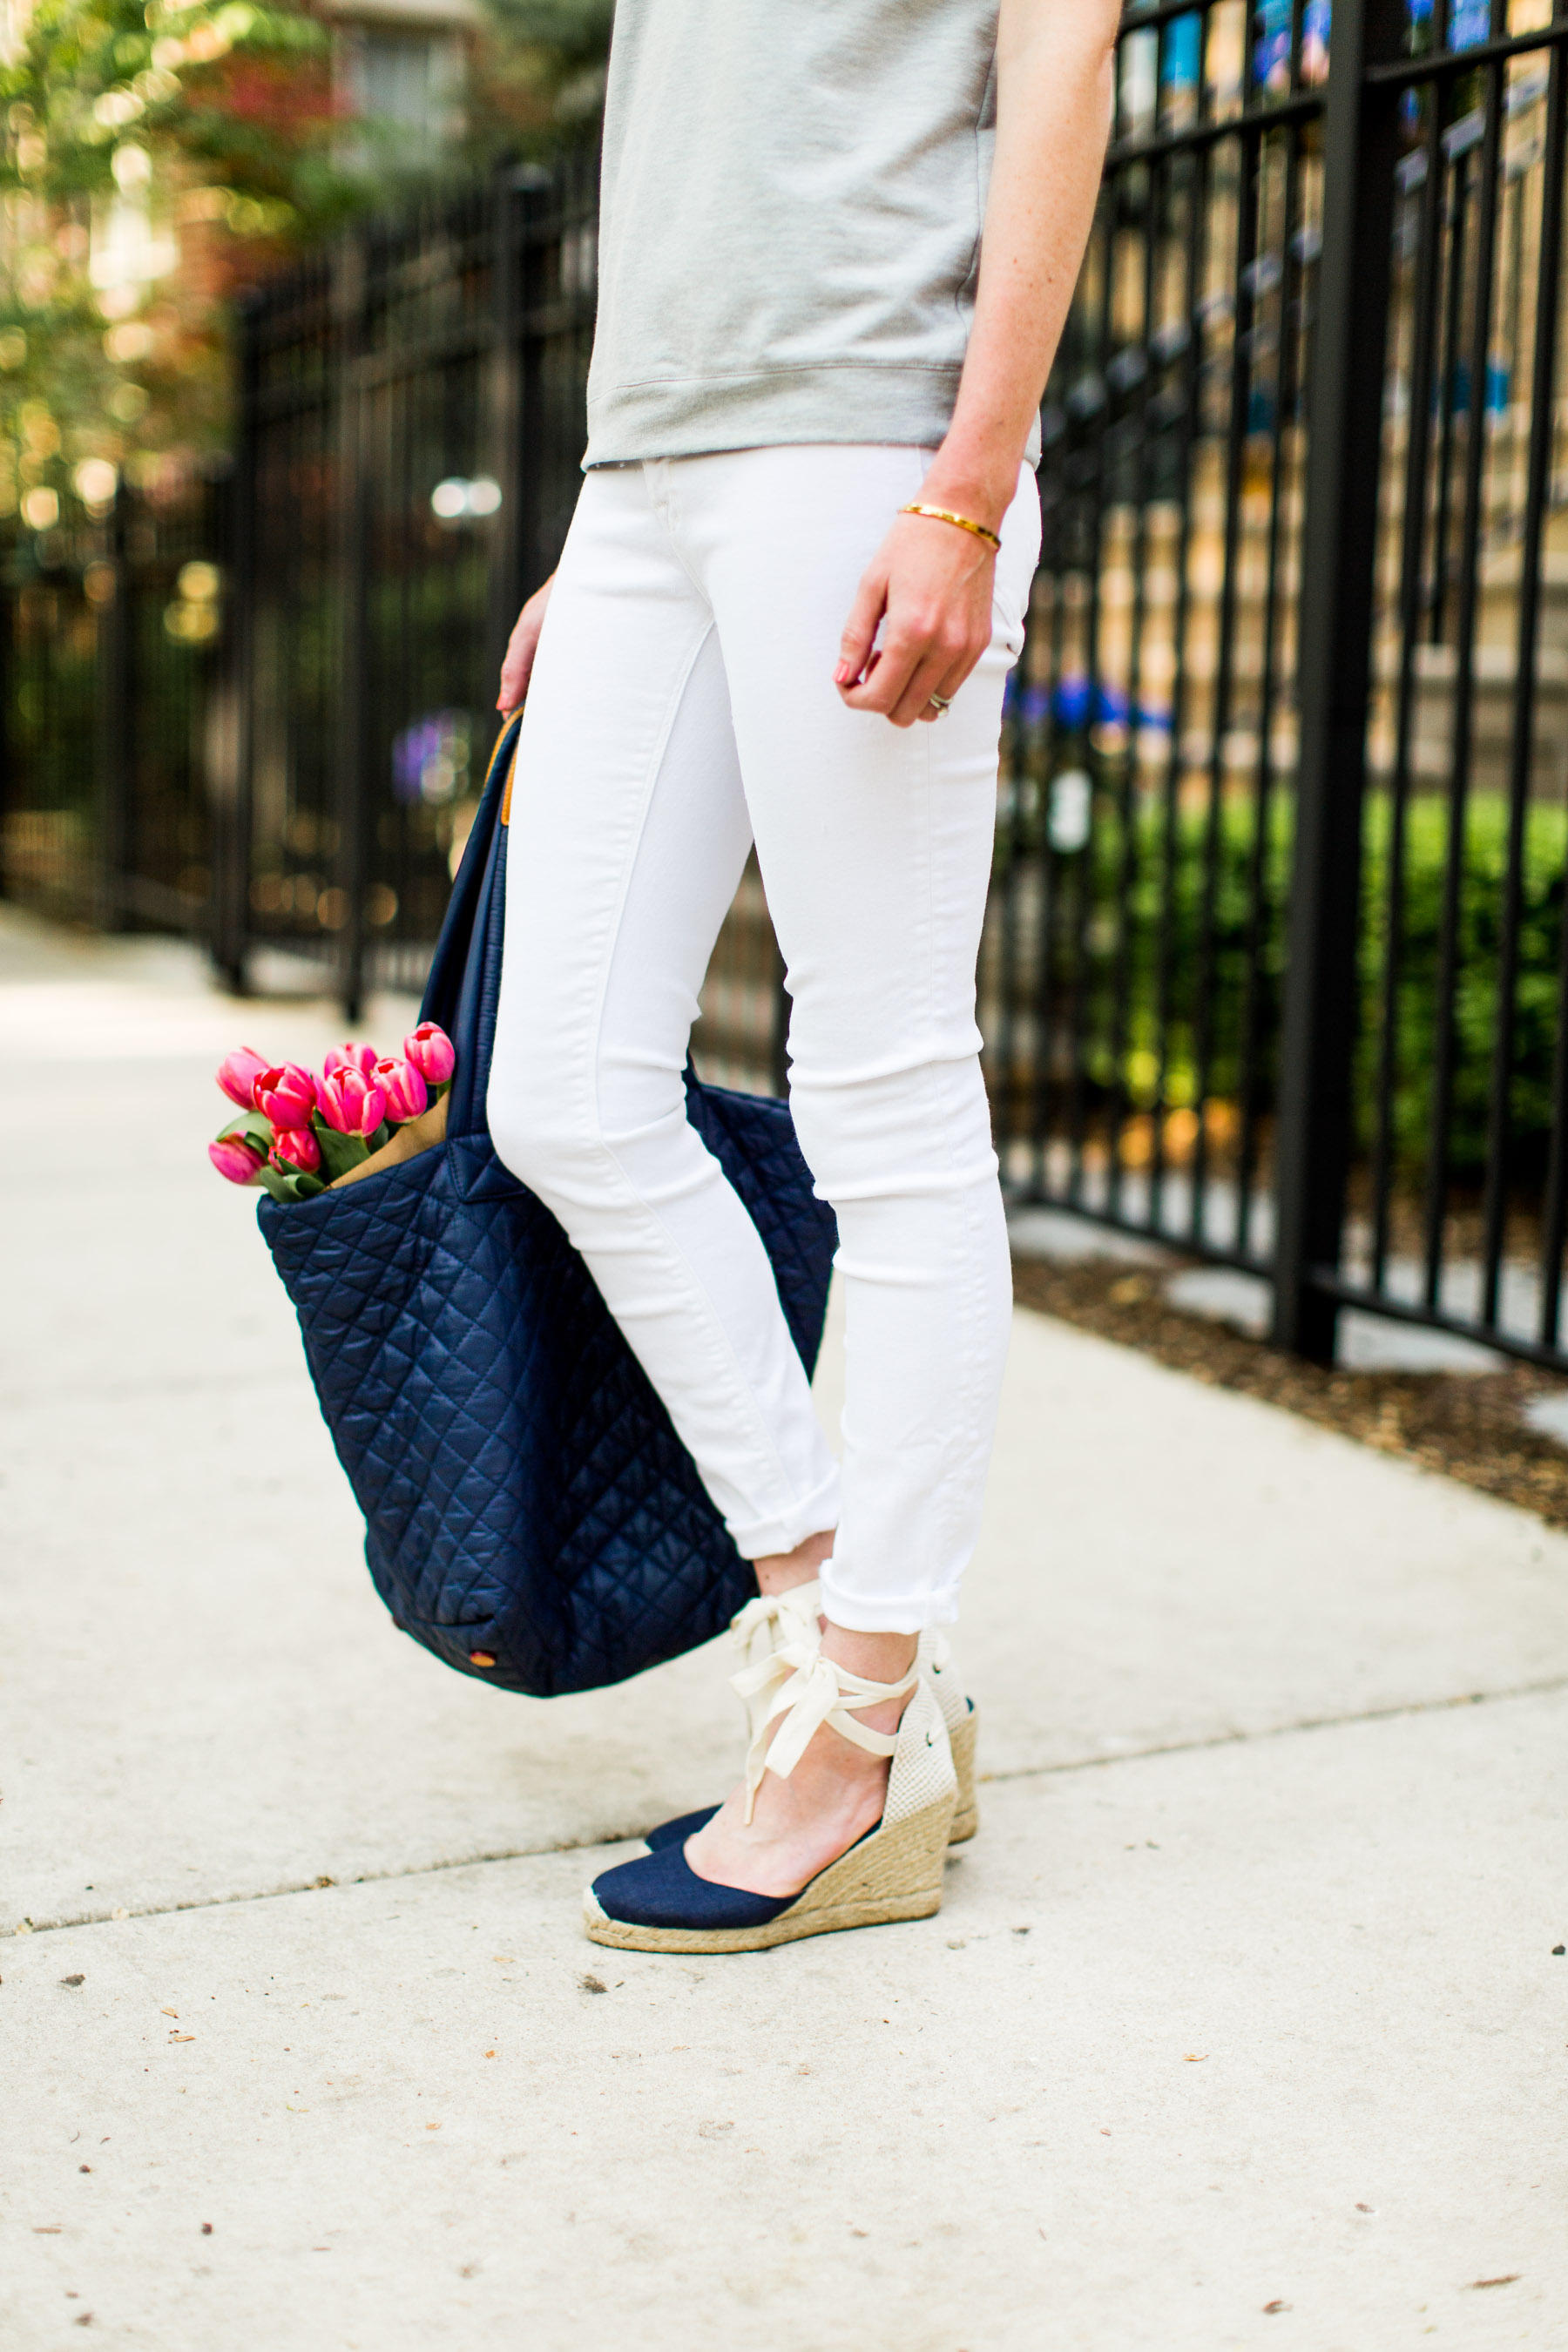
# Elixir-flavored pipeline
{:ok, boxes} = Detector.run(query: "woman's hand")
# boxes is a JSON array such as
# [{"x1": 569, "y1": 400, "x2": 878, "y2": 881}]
[
  {"x1": 835, "y1": 0, "x2": 1117, "y2": 730},
  {"x1": 497, "y1": 571, "x2": 557, "y2": 713},
  {"x1": 835, "y1": 510, "x2": 999, "y2": 729}
]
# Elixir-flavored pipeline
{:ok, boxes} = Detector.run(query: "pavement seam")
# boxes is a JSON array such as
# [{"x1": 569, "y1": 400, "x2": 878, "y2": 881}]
[
  {"x1": 981, "y1": 1670, "x2": 1568, "y2": 1781},
  {"x1": 11, "y1": 1670, "x2": 1566, "y2": 1943}
]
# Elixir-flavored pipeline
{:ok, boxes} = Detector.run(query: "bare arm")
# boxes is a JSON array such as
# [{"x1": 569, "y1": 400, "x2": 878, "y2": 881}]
[
  {"x1": 836, "y1": 0, "x2": 1119, "y2": 727},
  {"x1": 501, "y1": 1, "x2": 1116, "y2": 722}
]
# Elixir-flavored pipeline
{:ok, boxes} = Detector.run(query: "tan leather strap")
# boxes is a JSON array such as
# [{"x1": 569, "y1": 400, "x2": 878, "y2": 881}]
[{"x1": 479, "y1": 706, "x2": 523, "y2": 827}]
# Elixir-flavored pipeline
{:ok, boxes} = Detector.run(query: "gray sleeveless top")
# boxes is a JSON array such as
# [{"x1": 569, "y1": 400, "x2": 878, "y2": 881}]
[{"x1": 584, "y1": 0, "x2": 1017, "y2": 467}]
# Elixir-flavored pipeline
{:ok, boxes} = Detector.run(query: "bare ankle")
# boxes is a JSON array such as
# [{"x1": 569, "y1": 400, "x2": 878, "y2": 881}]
[
  {"x1": 820, "y1": 1622, "x2": 918, "y2": 1737},
  {"x1": 754, "y1": 1526, "x2": 835, "y2": 1598}
]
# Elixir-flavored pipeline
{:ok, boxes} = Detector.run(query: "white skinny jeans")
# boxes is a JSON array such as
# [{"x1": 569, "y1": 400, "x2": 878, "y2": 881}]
[{"x1": 488, "y1": 444, "x2": 1038, "y2": 1632}]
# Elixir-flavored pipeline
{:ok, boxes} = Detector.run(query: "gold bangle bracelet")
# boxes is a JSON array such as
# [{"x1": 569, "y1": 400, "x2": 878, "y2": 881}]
[{"x1": 897, "y1": 502, "x2": 1002, "y2": 551}]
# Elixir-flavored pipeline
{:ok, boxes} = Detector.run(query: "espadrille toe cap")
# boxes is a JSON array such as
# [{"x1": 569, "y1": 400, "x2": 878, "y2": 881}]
[{"x1": 590, "y1": 1844, "x2": 796, "y2": 1932}]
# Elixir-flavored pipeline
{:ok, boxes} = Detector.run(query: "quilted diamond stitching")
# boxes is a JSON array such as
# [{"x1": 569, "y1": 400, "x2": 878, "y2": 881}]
[{"x1": 257, "y1": 752, "x2": 836, "y2": 1699}]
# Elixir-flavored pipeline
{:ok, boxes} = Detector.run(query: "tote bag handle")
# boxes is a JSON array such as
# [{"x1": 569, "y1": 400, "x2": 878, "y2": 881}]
[{"x1": 417, "y1": 708, "x2": 524, "y2": 1144}]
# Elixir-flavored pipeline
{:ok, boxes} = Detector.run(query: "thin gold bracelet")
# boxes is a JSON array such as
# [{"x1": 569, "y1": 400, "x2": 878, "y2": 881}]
[{"x1": 898, "y1": 502, "x2": 1002, "y2": 551}]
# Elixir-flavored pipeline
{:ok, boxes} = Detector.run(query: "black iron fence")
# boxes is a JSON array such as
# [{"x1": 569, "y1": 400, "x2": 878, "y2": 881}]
[
  {"x1": 0, "y1": 149, "x2": 784, "y2": 1078},
  {"x1": 216, "y1": 154, "x2": 598, "y2": 1010},
  {"x1": 8, "y1": 2, "x2": 1568, "y2": 1371},
  {"x1": 984, "y1": 0, "x2": 1325, "y2": 1268},
  {"x1": 214, "y1": 145, "x2": 785, "y2": 1076},
  {"x1": 989, "y1": 0, "x2": 1568, "y2": 1369}
]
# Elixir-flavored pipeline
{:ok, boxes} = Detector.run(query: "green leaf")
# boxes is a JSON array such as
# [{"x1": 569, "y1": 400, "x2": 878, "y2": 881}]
[
  {"x1": 253, "y1": 1163, "x2": 294, "y2": 1203},
  {"x1": 216, "y1": 1114, "x2": 274, "y2": 1161},
  {"x1": 216, "y1": 1109, "x2": 274, "y2": 1152},
  {"x1": 314, "y1": 1127, "x2": 369, "y2": 1181}
]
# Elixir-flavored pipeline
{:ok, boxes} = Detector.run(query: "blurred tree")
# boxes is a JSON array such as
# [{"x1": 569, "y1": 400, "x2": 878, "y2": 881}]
[
  {"x1": 2, "y1": 0, "x2": 355, "y2": 508},
  {"x1": 0, "y1": 0, "x2": 612, "y2": 517},
  {"x1": 466, "y1": 0, "x2": 612, "y2": 163}
]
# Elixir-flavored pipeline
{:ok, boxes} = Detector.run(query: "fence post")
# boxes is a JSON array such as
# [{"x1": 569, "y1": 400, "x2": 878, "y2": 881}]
[
  {"x1": 488, "y1": 163, "x2": 527, "y2": 701},
  {"x1": 93, "y1": 483, "x2": 132, "y2": 931},
  {"x1": 1270, "y1": 0, "x2": 1404, "y2": 1360},
  {"x1": 509, "y1": 161, "x2": 556, "y2": 612},
  {"x1": 335, "y1": 231, "x2": 372, "y2": 1023},
  {"x1": 212, "y1": 296, "x2": 259, "y2": 992}
]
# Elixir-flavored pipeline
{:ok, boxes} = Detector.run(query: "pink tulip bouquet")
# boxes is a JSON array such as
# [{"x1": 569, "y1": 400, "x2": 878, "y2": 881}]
[{"x1": 208, "y1": 1021, "x2": 456, "y2": 1203}]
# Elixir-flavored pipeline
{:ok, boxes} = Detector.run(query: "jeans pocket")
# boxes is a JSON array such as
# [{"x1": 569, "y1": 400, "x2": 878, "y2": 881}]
[
  {"x1": 991, "y1": 580, "x2": 1028, "y2": 661},
  {"x1": 991, "y1": 481, "x2": 1043, "y2": 660}
]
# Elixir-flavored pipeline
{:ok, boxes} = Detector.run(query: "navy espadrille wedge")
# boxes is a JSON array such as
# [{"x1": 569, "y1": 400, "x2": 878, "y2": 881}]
[{"x1": 587, "y1": 1671, "x2": 956, "y2": 1955}]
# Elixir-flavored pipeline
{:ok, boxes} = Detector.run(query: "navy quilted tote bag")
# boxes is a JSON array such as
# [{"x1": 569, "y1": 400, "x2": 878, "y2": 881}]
[{"x1": 259, "y1": 712, "x2": 837, "y2": 1696}]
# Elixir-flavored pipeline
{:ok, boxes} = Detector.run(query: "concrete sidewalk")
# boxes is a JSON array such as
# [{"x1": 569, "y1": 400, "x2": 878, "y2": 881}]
[{"x1": 2, "y1": 904, "x2": 1565, "y2": 2350}]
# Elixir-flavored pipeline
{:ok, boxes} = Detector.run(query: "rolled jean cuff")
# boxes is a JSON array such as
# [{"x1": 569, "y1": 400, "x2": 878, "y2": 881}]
[
  {"x1": 727, "y1": 1464, "x2": 841, "y2": 1563},
  {"x1": 817, "y1": 1571, "x2": 961, "y2": 1636}
]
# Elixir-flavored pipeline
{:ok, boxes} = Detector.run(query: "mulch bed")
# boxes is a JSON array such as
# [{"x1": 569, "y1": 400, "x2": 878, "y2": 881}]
[{"x1": 1010, "y1": 1251, "x2": 1568, "y2": 1532}]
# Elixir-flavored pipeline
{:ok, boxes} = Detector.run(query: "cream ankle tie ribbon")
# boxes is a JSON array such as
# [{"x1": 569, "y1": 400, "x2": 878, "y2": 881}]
[
  {"x1": 728, "y1": 1583, "x2": 822, "y2": 1745},
  {"x1": 729, "y1": 1637, "x2": 920, "y2": 1824}
]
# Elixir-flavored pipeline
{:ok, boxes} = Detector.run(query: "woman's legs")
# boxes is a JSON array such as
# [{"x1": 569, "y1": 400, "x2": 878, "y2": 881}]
[
  {"x1": 488, "y1": 465, "x2": 841, "y2": 1563},
  {"x1": 492, "y1": 446, "x2": 1037, "y2": 1900}
]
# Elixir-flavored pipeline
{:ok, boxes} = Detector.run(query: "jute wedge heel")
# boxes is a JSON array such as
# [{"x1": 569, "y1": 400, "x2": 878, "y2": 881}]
[
  {"x1": 643, "y1": 1589, "x2": 980, "y2": 1851},
  {"x1": 585, "y1": 1670, "x2": 956, "y2": 1955}
]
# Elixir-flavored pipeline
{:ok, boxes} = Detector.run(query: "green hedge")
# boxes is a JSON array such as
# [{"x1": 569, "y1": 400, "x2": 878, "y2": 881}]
[
  {"x1": 1360, "y1": 794, "x2": 1568, "y2": 1179},
  {"x1": 999, "y1": 782, "x2": 1567, "y2": 1180}
]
